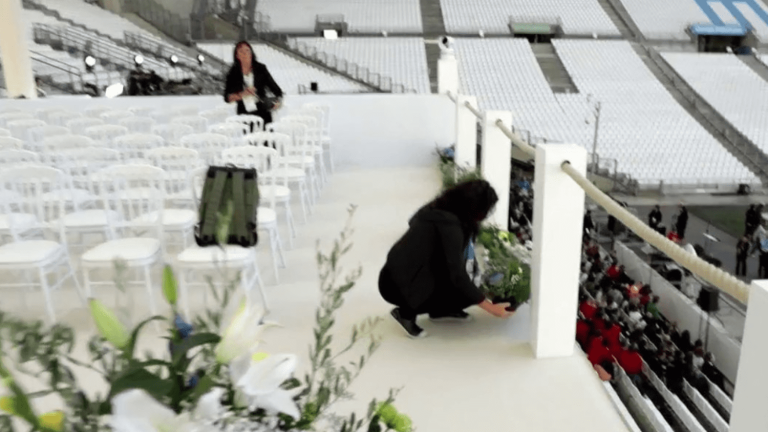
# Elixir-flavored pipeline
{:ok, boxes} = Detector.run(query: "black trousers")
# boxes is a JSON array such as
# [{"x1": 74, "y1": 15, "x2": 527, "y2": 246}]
[
  {"x1": 378, "y1": 268, "x2": 477, "y2": 321},
  {"x1": 736, "y1": 255, "x2": 747, "y2": 276}
]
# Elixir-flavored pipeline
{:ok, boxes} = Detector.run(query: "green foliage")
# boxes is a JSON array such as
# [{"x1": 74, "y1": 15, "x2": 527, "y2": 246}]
[
  {"x1": 437, "y1": 148, "x2": 483, "y2": 191},
  {"x1": 476, "y1": 226, "x2": 531, "y2": 306}
]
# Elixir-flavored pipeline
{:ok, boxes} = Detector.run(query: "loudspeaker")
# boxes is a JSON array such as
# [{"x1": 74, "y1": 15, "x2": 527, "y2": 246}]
[
  {"x1": 738, "y1": 184, "x2": 751, "y2": 195},
  {"x1": 697, "y1": 286, "x2": 719, "y2": 312},
  {"x1": 310, "y1": 82, "x2": 318, "y2": 92}
]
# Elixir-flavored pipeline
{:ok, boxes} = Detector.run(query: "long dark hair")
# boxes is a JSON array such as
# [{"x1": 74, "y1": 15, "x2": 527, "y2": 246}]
[
  {"x1": 430, "y1": 179, "x2": 498, "y2": 239},
  {"x1": 230, "y1": 40, "x2": 257, "y2": 74}
]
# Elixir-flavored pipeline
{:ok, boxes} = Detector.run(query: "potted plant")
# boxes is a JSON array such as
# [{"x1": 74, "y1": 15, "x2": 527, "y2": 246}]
[{"x1": 475, "y1": 226, "x2": 531, "y2": 311}]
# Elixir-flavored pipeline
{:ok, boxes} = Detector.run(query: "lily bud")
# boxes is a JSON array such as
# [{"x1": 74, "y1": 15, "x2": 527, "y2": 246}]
[
  {"x1": 0, "y1": 396, "x2": 15, "y2": 415},
  {"x1": 162, "y1": 265, "x2": 178, "y2": 306},
  {"x1": 39, "y1": 411, "x2": 64, "y2": 431},
  {"x1": 89, "y1": 299, "x2": 130, "y2": 349}
]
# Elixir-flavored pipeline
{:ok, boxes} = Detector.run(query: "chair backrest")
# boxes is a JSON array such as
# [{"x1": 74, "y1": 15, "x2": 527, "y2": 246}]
[
  {"x1": 168, "y1": 106, "x2": 199, "y2": 117},
  {"x1": 66, "y1": 117, "x2": 104, "y2": 135},
  {"x1": 171, "y1": 116, "x2": 209, "y2": 133},
  {"x1": 114, "y1": 133, "x2": 165, "y2": 159},
  {"x1": 0, "y1": 137, "x2": 24, "y2": 151},
  {"x1": 0, "y1": 149, "x2": 41, "y2": 166},
  {"x1": 220, "y1": 145, "x2": 278, "y2": 209},
  {"x1": 179, "y1": 133, "x2": 230, "y2": 164},
  {"x1": 266, "y1": 122, "x2": 310, "y2": 167},
  {"x1": 100, "y1": 110, "x2": 135, "y2": 125},
  {"x1": 146, "y1": 147, "x2": 202, "y2": 194},
  {"x1": 51, "y1": 147, "x2": 120, "y2": 191},
  {"x1": 119, "y1": 116, "x2": 157, "y2": 134},
  {"x1": 35, "y1": 107, "x2": 65, "y2": 123},
  {"x1": 128, "y1": 106, "x2": 154, "y2": 117},
  {"x1": 41, "y1": 135, "x2": 98, "y2": 157},
  {"x1": 28, "y1": 125, "x2": 71, "y2": 148},
  {"x1": 199, "y1": 109, "x2": 229, "y2": 126},
  {"x1": 0, "y1": 112, "x2": 34, "y2": 129},
  {"x1": 226, "y1": 114, "x2": 263, "y2": 132},
  {"x1": 208, "y1": 122, "x2": 249, "y2": 143},
  {"x1": 0, "y1": 128, "x2": 10, "y2": 137},
  {"x1": 84, "y1": 106, "x2": 111, "y2": 118},
  {"x1": 151, "y1": 124, "x2": 194, "y2": 145},
  {"x1": 48, "y1": 111, "x2": 82, "y2": 127},
  {"x1": 8, "y1": 119, "x2": 47, "y2": 141},
  {"x1": 0, "y1": 164, "x2": 70, "y2": 232},
  {"x1": 187, "y1": 165, "x2": 209, "y2": 212},
  {"x1": 301, "y1": 103, "x2": 331, "y2": 135},
  {"x1": 85, "y1": 124, "x2": 129, "y2": 146},
  {"x1": 95, "y1": 164, "x2": 167, "y2": 237}
]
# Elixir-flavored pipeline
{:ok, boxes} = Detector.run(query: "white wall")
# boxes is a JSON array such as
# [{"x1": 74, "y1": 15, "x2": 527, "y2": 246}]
[{"x1": 0, "y1": 94, "x2": 456, "y2": 170}]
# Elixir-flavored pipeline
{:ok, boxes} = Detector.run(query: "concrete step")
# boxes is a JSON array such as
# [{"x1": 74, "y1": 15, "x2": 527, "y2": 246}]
[
  {"x1": 531, "y1": 43, "x2": 578, "y2": 94},
  {"x1": 739, "y1": 54, "x2": 768, "y2": 83},
  {"x1": 632, "y1": 43, "x2": 768, "y2": 186}
]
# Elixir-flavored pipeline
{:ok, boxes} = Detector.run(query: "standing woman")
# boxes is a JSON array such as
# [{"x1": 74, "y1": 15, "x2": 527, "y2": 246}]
[
  {"x1": 224, "y1": 41, "x2": 283, "y2": 129},
  {"x1": 379, "y1": 180, "x2": 513, "y2": 339}
]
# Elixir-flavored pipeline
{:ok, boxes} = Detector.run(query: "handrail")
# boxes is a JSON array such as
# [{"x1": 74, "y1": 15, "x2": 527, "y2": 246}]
[
  {"x1": 464, "y1": 101, "x2": 482, "y2": 119},
  {"x1": 560, "y1": 160, "x2": 750, "y2": 304},
  {"x1": 495, "y1": 119, "x2": 536, "y2": 157},
  {"x1": 29, "y1": 53, "x2": 85, "y2": 93}
]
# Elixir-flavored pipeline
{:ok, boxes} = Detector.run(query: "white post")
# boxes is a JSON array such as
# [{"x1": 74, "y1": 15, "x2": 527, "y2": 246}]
[
  {"x1": 0, "y1": 0, "x2": 37, "y2": 99},
  {"x1": 530, "y1": 144, "x2": 587, "y2": 358},
  {"x1": 437, "y1": 50, "x2": 459, "y2": 96},
  {"x1": 730, "y1": 281, "x2": 768, "y2": 432},
  {"x1": 455, "y1": 95, "x2": 478, "y2": 170},
  {"x1": 480, "y1": 111, "x2": 512, "y2": 229}
]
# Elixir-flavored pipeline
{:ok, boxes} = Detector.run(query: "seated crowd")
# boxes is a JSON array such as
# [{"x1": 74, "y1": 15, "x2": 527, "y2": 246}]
[{"x1": 576, "y1": 235, "x2": 726, "y2": 398}]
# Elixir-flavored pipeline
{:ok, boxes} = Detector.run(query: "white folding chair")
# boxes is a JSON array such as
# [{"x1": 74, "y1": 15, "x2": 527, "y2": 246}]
[
  {"x1": 0, "y1": 112, "x2": 34, "y2": 129},
  {"x1": 171, "y1": 116, "x2": 209, "y2": 134},
  {"x1": 180, "y1": 133, "x2": 230, "y2": 164},
  {"x1": 41, "y1": 135, "x2": 99, "y2": 157},
  {"x1": 85, "y1": 124, "x2": 129, "y2": 147},
  {"x1": 267, "y1": 121, "x2": 320, "y2": 207},
  {"x1": 281, "y1": 114, "x2": 327, "y2": 186},
  {"x1": 81, "y1": 164, "x2": 166, "y2": 318},
  {"x1": 208, "y1": 122, "x2": 249, "y2": 145},
  {"x1": 220, "y1": 145, "x2": 287, "y2": 281},
  {"x1": 128, "y1": 106, "x2": 154, "y2": 117},
  {"x1": 66, "y1": 117, "x2": 104, "y2": 135},
  {"x1": 226, "y1": 114, "x2": 264, "y2": 133},
  {"x1": 199, "y1": 109, "x2": 229, "y2": 126},
  {"x1": 175, "y1": 167, "x2": 267, "y2": 317},
  {"x1": 0, "y1": 149, "x2": 41, "y2": 166},
  {"x1": 0, "y1": 165, "x2": 83, "y2": 323},
  {"x1": 84, "y1": 106, "x2": 111, "y2": 118},
  {"x1": 8, "y1": 119, "x2": 47, "y2": 142},
  {"x1": 49, "y1": 111, "x2": 82, "y2": 128},
  {"x1": 100, "y1": 110, "x2": 134, "y2": 124},
  {"x1": 151, "y1": 124, "x2": 193, "y2": 145},
  {"x1": 119, "y1": 116, "x2": 156, "y2": 134},
  {"x1": 114, "y1": 133, "x2": 164, "y2": 161},
  {"x1": 35, "y1": 107, "x2": 65, "y2": 123},
  {"x1": 302, "y1": 103, "x2": 334, "y2": 172},
  {"x1": 28, "y1": 125, "x2": 71, "y2": 151},
  {"x1": 0, "y1": 137, "x2": 23, "y2": 151}
]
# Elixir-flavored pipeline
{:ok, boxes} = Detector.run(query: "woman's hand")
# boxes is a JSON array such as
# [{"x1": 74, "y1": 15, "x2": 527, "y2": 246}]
[
  {"x1": 227, "y1": 92, "x2": 243, "y2": 103},
  {"x1": 479, "y1": 299, "x2": 514, "y2": 318}
]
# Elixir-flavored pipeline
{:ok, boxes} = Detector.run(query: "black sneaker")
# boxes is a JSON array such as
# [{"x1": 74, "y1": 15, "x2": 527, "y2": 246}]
[
  {"x1": 429, "y1": 311, "x2": 473, "y2": 323},
  {"x1": 390, "y1": 308, "x2": 427, "y2": 338}
]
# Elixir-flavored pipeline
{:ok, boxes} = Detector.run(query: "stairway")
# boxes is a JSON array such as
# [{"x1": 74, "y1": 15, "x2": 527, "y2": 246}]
[
  {"x1": 531, "y1": 43, "x2": 578, "y2": 94},
  {"x1": 419, "y1": 0, "x2": 447, "y2": 93},
  {"x1": 595, "y1": 0, "x2": 642, "y2": 41},
  {"x1": 632, "y1": 43, "x2": 768, "y2": 185},
  {"x1": 739, "y1": 55, "x2": 768, "y2": 83}
]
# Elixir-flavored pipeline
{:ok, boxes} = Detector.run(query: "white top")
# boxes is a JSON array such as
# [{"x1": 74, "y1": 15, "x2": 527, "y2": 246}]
[
  {"x1": 242, "y1": 72, "x2": 258, "y2": 112},
  {"x1": 243, "y1": 72, "x2": 254, "y2": 88}
]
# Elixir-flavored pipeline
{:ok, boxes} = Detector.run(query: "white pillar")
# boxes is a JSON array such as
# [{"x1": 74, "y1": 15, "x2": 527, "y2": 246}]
[
  {"x1": 530, "y1": 143, "x2": 587, "y2": 359},
  {"x1": 480, "y1": 111, "x2": 512, "y2": 228},
  {"x1": 455, "y1": 95, "x2": 478, "y2": 170},
  {"x1": 730, "y1": 280, "x2": 768, "y2": 432},
  {"x1": 437, "y1": 52, "x2": 459, "y2": 96},
  {"x1": 0, "y1": 0, "x2": 37, "y2": 99}
]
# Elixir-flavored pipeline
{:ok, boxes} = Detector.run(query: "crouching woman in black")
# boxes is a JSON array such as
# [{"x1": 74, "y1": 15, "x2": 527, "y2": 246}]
[
  {"x1": 379, "y1": 180, "x2": 513, "y2": 338},
  {"x1": 224, "y1": 40, "x2": 283, "y2": 129}
]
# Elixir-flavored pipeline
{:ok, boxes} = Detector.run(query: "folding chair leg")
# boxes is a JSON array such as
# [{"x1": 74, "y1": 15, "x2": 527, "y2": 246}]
[
  {"x1": 68, "y1": 261, "x2": 86, "y2": 306},
  {"x1": 38, "y1": 267, "x2": 56, "y2": 324},
  {"x1": 273, "y1": 227, "x2": 286, "y2": 269},
  {"x1": 252, "y1": 263, "x2": 268, "y2": 311}
]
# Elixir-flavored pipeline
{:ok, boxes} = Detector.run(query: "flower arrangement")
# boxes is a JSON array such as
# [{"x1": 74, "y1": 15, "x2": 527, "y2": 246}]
[
  {"x1": 436, "y1": 146, "x2": 483, "y2": 191},
  {"x1": 475, "y1": 226, "x2": 531, "y2": 311},
  {"x1": 0, "y1": 207, "x2": 413, "y2": 432}
]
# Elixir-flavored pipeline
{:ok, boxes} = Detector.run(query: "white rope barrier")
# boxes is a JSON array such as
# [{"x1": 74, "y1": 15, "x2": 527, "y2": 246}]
[
  {"x1": 561, "y1": 161, "x2": 750, "y2": 304},
  {"x1": 494, "y1": 119, "x2": 536, "y2": 157},
  {"x1": 464, "y1": 101, "x2": 482, "y2": 119},
  {"x1": 446, "y1": 91, "x2": 457, "y2": 103}
]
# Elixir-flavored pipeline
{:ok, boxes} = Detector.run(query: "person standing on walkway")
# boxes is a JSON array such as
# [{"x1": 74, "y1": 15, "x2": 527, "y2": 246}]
[
  {"x1": 379, "y1": 180, "x2": 512, "y2": 338},
  {"x1": 648, "y1": 205, "x2": 662, "y2": 234},
  {"x1": 736, "y1": 236, "x2": 749, "y2": 277},
  {"x1": 745, "y1": 205, "x2": 757, "y2": 236},
  {"x1": 674, "y1": 204, "x2": 688, "y2": 240}
]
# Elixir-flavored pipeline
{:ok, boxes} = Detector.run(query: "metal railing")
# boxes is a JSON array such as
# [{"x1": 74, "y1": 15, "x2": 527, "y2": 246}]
[
  {"x1": 123, "y1": 31, "x2": 225, "y2": 77},
  {"x1": 122, "y1": 0, "x2": 192, "y2": 44},
  {"x1": 29, "y1": 53, "x2": 87, "y2": 93}
]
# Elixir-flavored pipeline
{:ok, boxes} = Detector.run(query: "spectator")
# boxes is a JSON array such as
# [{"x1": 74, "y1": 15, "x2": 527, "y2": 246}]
[
  {"x1": 675, "y1": 330, "x2": 693, "y2": 352},
  {"x1": 602, "y1": 319, "x2": 622, "y2": 351},
  {"x1": 666, "y1": 230, "x2": 680, "y2": 243},
  {"x1": 648, "y1": 205, "x2": 662, "y2": 233},
  {"x1": 745, "y1": 205, "x2": 757, "y2": 236},
  {"x1": 595, "y1": 360, "x2": 615, "y2": 382},
  {"x1": 639, "y1": 285, "x2": 652, "y2": 306},
  {"x1": 674, "y1": 204, "x2": 688, "y2": 240},
  {"x1": 579, "y1": 298, "x2": 598, "y2": 320},
  {"x1": 588, "y1": 336, "x2": 613, "y2": 366},
  {"x1": 692, "y1": 347, "x2": 705, "y2": 371},
  {"x1": 627, "y1": 304, "x2": 645, "y2": 331},
  {"x1": 576, "y1": 319, "x2": 592, "y2": 349},
  {"x1": 647, "y1": 296, "x2": 661, "y2": 319},
  {"x1": 736, "y1": 236, "x2": 750, "y2": 277},
  {"x1": 606, "y1": 263, "x2": 620, "y2": 280},
  {"x1": 702, "y1": 352, "x2": 725, "y2": 390},
  {"x1": 619, "y1": 343, "x2": 644, "y2": 388},
  {"x1": 583, "y1": 210, "x2": 595, "y2": 240}
]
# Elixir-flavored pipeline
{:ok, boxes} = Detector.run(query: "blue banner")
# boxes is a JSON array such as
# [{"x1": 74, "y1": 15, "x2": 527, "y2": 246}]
[{"x1": 689, "y1": 23, "x2": 749, "y2": 36}]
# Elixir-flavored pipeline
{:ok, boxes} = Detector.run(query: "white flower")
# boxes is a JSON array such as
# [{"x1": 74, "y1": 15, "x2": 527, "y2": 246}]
[
  {"x1": 195, "y1": 388, "x2": 226, "y2": 421},
  {"x1": 215, "y1": 303, "x2": 271, "y2": 364},
  {"x1": 110, "y1": 389, "x2": 199, "y2": 432},
  {"x1": 229, "y1": 353, "x2": 300, "y2": 419}
]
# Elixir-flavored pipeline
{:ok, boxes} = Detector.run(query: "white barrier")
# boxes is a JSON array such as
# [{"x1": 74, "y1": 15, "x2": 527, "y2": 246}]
[
  {"x1": 684, "y1": 381, "x2": 729, "y2": 432},
  {"x1": 616, "y1": 367, "x2": 668, "y2": 432},
  {"x1": 603, "y1": 381, "x2": 643, "y2": 432},
  {"x1": 642, "y1": 361, "x2": 706, "y2": 432},
  {"x1": 706, "y1": 375, "x2": 733, "y2": 414},
  {"x1": 615, "y1": 242, "x2": 742, "y2": 385}
]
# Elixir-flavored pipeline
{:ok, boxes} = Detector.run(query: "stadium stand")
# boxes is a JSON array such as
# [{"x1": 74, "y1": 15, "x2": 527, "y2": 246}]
[
  {"x1": 553, "y1": 40, "x2": 758, "y2": 187},
  {"x1": 662, "y1": 52, "x2": 768, "y2": 159},
  {"x1": 292, "y1": 38, "x2": 431, "y2": 94},
  {"x1": 198, "y1": 43, "x2": 368, "y2": 94},
  {"x1": 30, "y1": 0, "x2": 160, "y2": 40},
  {"x1": 440, "y1": 0, "x2": 621, "y2": 35},
  {"x1": 256, "y1": 0, "x2": 423, "y2": 33}
]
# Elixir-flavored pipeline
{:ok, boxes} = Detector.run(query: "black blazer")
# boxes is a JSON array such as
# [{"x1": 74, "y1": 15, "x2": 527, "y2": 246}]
[
  {"x1": 223, "y1": 62, "x2": 283, "y2": 115},
  {"x1": 381, "y1": 206, "x2": 486, "y2": 310}
]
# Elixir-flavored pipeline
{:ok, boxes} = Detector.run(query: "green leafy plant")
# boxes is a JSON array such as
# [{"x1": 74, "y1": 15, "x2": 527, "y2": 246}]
[
  {"x1": 475, "y1": 226, "x2": 531, "y2": 308},
  {"x1": 437, "y1": 147, "x2": 483, "y2": 191}
]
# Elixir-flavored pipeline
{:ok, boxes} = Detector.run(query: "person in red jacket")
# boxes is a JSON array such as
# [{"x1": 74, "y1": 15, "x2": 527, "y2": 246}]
[
  {"x1": 606, "y1": 264, "x2": 620, "y2": 280},
  {"x1": 576, "y1": 319, "x2": 591, "y2": 349},
  {"x1": 579, "y1": 299, "x2": 598, "y2": 321},
  {"x1": 602, "y1": 319, "x2": 622, "y2": 351},
  {"x1": 619, "y1": 343, "x2": 645, "y2": 389},
  {"x1": 588, "y1": 337, "x2": 613, "y2": 366}
]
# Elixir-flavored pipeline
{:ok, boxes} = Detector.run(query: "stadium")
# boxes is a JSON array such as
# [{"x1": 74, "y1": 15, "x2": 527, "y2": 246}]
[{"x1": 0, "y1": 0, "x2": 767, "y2": 430}]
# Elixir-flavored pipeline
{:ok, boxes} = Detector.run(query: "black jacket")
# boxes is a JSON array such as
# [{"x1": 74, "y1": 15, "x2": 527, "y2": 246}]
[
  {"x1": 223, "y1": 62, "x2": 283, "y2": 115},
  {"x1": 382, "y1": 206, "x2": 485, "y2": 310},
  {"x1": 676, "y1": 208, "x2": 688, "y2": 232}
]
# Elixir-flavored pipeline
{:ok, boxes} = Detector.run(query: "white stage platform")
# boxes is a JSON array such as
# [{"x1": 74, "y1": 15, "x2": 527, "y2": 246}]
[{"x1": 0, "y1": 95, "x2": 630, "y2": 431}]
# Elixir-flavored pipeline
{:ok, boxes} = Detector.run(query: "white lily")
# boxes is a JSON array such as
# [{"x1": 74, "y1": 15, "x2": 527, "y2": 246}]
[
  {"x1": 110, "y1": 388, "x2": 224, "y2": 432},
  {"x1": 229, "y1": 352, "x2": 300, "y2": 419},
  {"x1": 214, "y1": 302, "x2": 269, "y2": 364}
]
